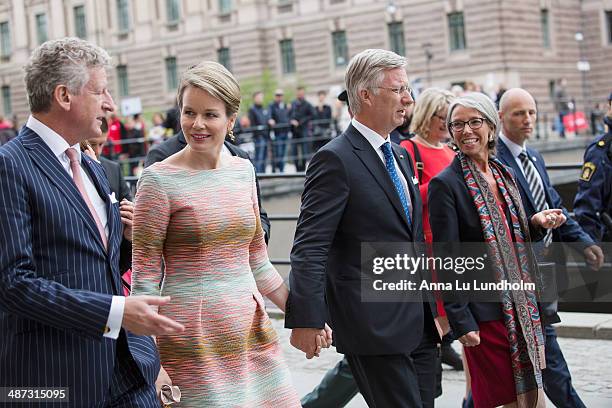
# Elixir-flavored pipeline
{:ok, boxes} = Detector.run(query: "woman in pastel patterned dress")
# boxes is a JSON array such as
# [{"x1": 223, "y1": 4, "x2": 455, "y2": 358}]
[{"x1": 131, "y1": 62, "x2": 307, "y2": 407}]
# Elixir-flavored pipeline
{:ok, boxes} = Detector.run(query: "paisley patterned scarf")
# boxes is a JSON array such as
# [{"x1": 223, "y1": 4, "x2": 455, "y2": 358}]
[{"x1": 460, "y1": 153, "x2": 546, "y2": 408}]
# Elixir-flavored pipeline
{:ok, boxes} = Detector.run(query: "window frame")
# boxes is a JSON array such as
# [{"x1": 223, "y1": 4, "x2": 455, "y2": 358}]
[
  {"x1": 165, "y1": 57, "x2": 178, "y2": 91},
  {"x1": 388, "y1": 21, "x2": 406, "y2": 56},
  {"x1": 607, "y1": 10, "x2": 612, "y2": 44},
  {"x1": 280, "y1": 39, "x2": 296, "y2": 74},
  {"x1": 166, "y1": 0, "x2": 180, "y2": 24},
  {"x1": 117, "y1": 65, "x2": 129, "y2": 97},
  {"x1": 217, "y1": 47, "x2": 232, "y2": 71},
  {"x1": 2, "y1": 85, "x2": 11, "y2": 116},
  {"x1": 35, "y1": 13, "x2": 48, "y2": 45},
  {"x1": 0, "y1": 21, "x2": 11, "y2": 58},
  {"x1": 540, "y1": 9, "x2": 551, "y2": 49},
  {"x1": 117, "y1": 0, "x2": 131, "y2": 33},
  {"x1": 219, "y1": 0, "x2": 232, "y2": 15},
  {"x1": 332, "y1": 30, "x2": 348, "y2": 67},
  {"x1": 74, "y1": 5, "x2": 87, "y2": 39},
  {"x1": 448, "y1": 12, "x2": 466, "y2": 51}
]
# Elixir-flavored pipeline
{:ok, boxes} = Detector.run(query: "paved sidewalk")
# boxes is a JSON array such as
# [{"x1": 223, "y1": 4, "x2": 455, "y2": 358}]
[
  {"x1": 556, "y1": 312, "x2": 612, "y2": 339},
  {"x1": 273, "y1": 317, "x2": 612, "y2": 407}
]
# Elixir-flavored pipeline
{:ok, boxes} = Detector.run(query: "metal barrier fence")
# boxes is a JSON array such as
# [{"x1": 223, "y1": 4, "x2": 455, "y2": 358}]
[
  {"x1": 108, "y1": 127, "x2": 609, "y2": 306},
  {"x1": 123, "y1": 162, "x2": 588, "y2": 268},
  {"x1": 260, "y1": 163, "x2": 589, "y2": 266},
  {"x1": 106, "y1": 114, "x2": 580, "y2": 181},
  {"x1": 104, "y1": 119, "x2": 340, "y2": 174}
]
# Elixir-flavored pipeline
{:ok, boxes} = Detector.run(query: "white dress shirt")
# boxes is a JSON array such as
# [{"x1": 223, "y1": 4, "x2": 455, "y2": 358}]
[
  {"x1": 351, "y1": 118, "x2": 412, "y2": 216},
  {"x1": 27, "y1": 115, "x2": 123, "y2": 339}
]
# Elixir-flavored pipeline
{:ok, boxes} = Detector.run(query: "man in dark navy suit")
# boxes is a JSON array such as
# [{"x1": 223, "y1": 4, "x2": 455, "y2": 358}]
[
  {"x1": 286, "y1": 49, "x2": 438, "y2": 407},
  {"x1": 0, "y1": 38, "x2": 184, "y2": 407},
  {"x1": 497, "y1": 88, "x2": 603, "y2": 408}
]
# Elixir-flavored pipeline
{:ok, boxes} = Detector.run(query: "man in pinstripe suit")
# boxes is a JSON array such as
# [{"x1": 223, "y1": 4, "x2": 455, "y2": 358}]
[{"x1": 0, "y1": 38, "x2": 184, "y2": 407}]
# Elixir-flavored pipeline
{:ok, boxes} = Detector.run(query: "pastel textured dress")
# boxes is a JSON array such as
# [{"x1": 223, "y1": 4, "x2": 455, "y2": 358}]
[{"x1": 131, "y1": 156, "x2": 300, "y2": 407}]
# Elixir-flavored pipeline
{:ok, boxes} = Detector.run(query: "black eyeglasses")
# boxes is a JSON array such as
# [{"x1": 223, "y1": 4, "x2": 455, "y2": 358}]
[{"x1": 448, "y1": 117, "x2": 487, "y2": 133}]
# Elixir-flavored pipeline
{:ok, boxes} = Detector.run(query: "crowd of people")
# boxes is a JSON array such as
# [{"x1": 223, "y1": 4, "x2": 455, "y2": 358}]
[
  {"x1": 78, "y1": 86, "x2": 342, "y2": 178},
  {"x1": 0, "y1": 37, "x2": 610, "y2": 408}
]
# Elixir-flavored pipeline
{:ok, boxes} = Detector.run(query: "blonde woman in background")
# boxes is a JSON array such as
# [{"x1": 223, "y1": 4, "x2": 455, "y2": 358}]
[{"x1": 400, "y1": 88, "x2": 456, "y2": 242}]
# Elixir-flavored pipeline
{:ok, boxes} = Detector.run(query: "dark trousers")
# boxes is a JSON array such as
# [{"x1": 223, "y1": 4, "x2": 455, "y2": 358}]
[
  {"x1": 105, "y1": 332, "x2": 158, "y2": 407},
  {"x1": 301, "y1": 358, "x2": 357, "y2": 408},
  {"x1": 557, "y1": 112, "x2": 567, "y2": 137},
  {"x1": 410, "y1": 329, "x2": 439, "y2": 408},
  {"x1": 302, "y1": 314, "x2": 439, "y2": 408},
  {"x1": 346, "y1": 353, "x2": 422, "y2": 408},
  {"x1": 542, "y1": 325, "x2": 586, "y2": 408},
  {"x1": 254, "y1": 135, "x2": 268, "y2": 173},
  {"x1": 291, "y1": 126, "x2": 310, "y2": 172},
  {"x1": 273, "y1": 132, "x2": 289, "y2": 172}
]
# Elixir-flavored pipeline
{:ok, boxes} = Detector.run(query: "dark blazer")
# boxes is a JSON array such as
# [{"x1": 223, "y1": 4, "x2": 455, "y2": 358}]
[
  {"x1": 313, "y1": 104, "x2": 332, "y2": 127},
  {"x1": 497, "y1": 139, "x2": 594, "y2": 296},
  {"x1": 100, "y1": 156, "x2": 133, "y2": 201},
  {"x1": 269, "y1": 101, "x2": 291, "y2": 133},
  {"x1": 289, "y1": 98, "x2": 314, "y2": 129},
  {"x1": 285, "y1": 124, "x2": 436, "y2": 355},
  {"x1": 428, "y1": 156, "x2": 545, "y2": 337},
  {"x1": 100, "y1": 156, "x2": 133, "y2": 274},
  {"x1": 144, "y1": 131, "x2": 270, "y2": 242},
  {"x1": 0, "y1": 128, "x2": 159, "y2": 405},
  {"x1": 248, "y1": 104, "x2": 270, "y2": 139}
]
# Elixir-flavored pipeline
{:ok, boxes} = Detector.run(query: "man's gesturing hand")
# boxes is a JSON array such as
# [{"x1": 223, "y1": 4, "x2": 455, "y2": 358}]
[{"x1": 122, "y1": 296, "x2": 185, "y2": 336}]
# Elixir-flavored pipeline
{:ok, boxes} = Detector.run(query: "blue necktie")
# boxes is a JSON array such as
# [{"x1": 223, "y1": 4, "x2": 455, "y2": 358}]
[{"x1": 381, "y1": 142, "x2": 412, "y2": 226}]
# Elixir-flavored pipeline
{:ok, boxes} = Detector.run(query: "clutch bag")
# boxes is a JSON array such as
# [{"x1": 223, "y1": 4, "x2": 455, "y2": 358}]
[{"x1": 160, "y1": 384, "x2": 181, "y2": 406}]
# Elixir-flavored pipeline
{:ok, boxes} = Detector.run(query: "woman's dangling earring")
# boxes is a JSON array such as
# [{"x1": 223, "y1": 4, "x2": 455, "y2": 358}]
[{"x1": 228, "y1": 129, "x2": 235, "y2": 142}]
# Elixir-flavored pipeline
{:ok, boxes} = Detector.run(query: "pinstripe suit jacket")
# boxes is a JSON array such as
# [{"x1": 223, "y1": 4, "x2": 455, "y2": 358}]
[{"x1": 0, "y1": 127, "x2": 159, "y2": 406}]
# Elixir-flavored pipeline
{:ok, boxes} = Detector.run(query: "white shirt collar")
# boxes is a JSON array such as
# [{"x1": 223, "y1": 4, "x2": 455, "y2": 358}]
[
  {"x1": 26, "y1": 115, "x2": 82, "y2": 162},
  {"x1": 351, "y1": 118, "x2": 389, "y2": 151},
  {"x1": 499, "y1": 132, "x2": 525, "y2": 158}
]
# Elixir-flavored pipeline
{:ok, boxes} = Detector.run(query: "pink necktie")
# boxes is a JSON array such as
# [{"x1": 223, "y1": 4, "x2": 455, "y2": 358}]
[{"x1": 65, "y1": 148, "x2": 108, "y2": 250}]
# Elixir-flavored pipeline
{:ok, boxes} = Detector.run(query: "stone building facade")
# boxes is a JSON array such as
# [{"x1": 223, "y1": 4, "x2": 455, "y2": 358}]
[{"x1": 0, "y1": 0, "x2": 610, "y2": 121}]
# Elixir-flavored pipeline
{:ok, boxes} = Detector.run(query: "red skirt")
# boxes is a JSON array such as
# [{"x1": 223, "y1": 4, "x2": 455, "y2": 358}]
[{"x1": 464, "y1": 320, "x2": 516, "y2": 408}]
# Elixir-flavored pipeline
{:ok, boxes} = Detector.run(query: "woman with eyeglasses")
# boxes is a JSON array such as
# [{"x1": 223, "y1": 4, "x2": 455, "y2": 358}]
[{"x1": 428, "y1": 93, "x2": 565, "y2": 408}]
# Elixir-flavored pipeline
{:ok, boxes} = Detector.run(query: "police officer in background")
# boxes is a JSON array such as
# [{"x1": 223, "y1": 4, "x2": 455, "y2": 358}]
[{"x1": 574, "y1": 91, "x2": 612, "y2": 244}]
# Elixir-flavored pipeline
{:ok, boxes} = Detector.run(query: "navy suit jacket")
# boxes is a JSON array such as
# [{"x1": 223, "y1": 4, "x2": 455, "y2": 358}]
[
  {"x1": 285, "y1": 124, "x2": 437, "y2": 355},
  {"x1": 0, "y1": 127, "x2": 159, "y2": 405},
  {"x1": 497, "y1": 139, "x2": 594, "y2": 294}
]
